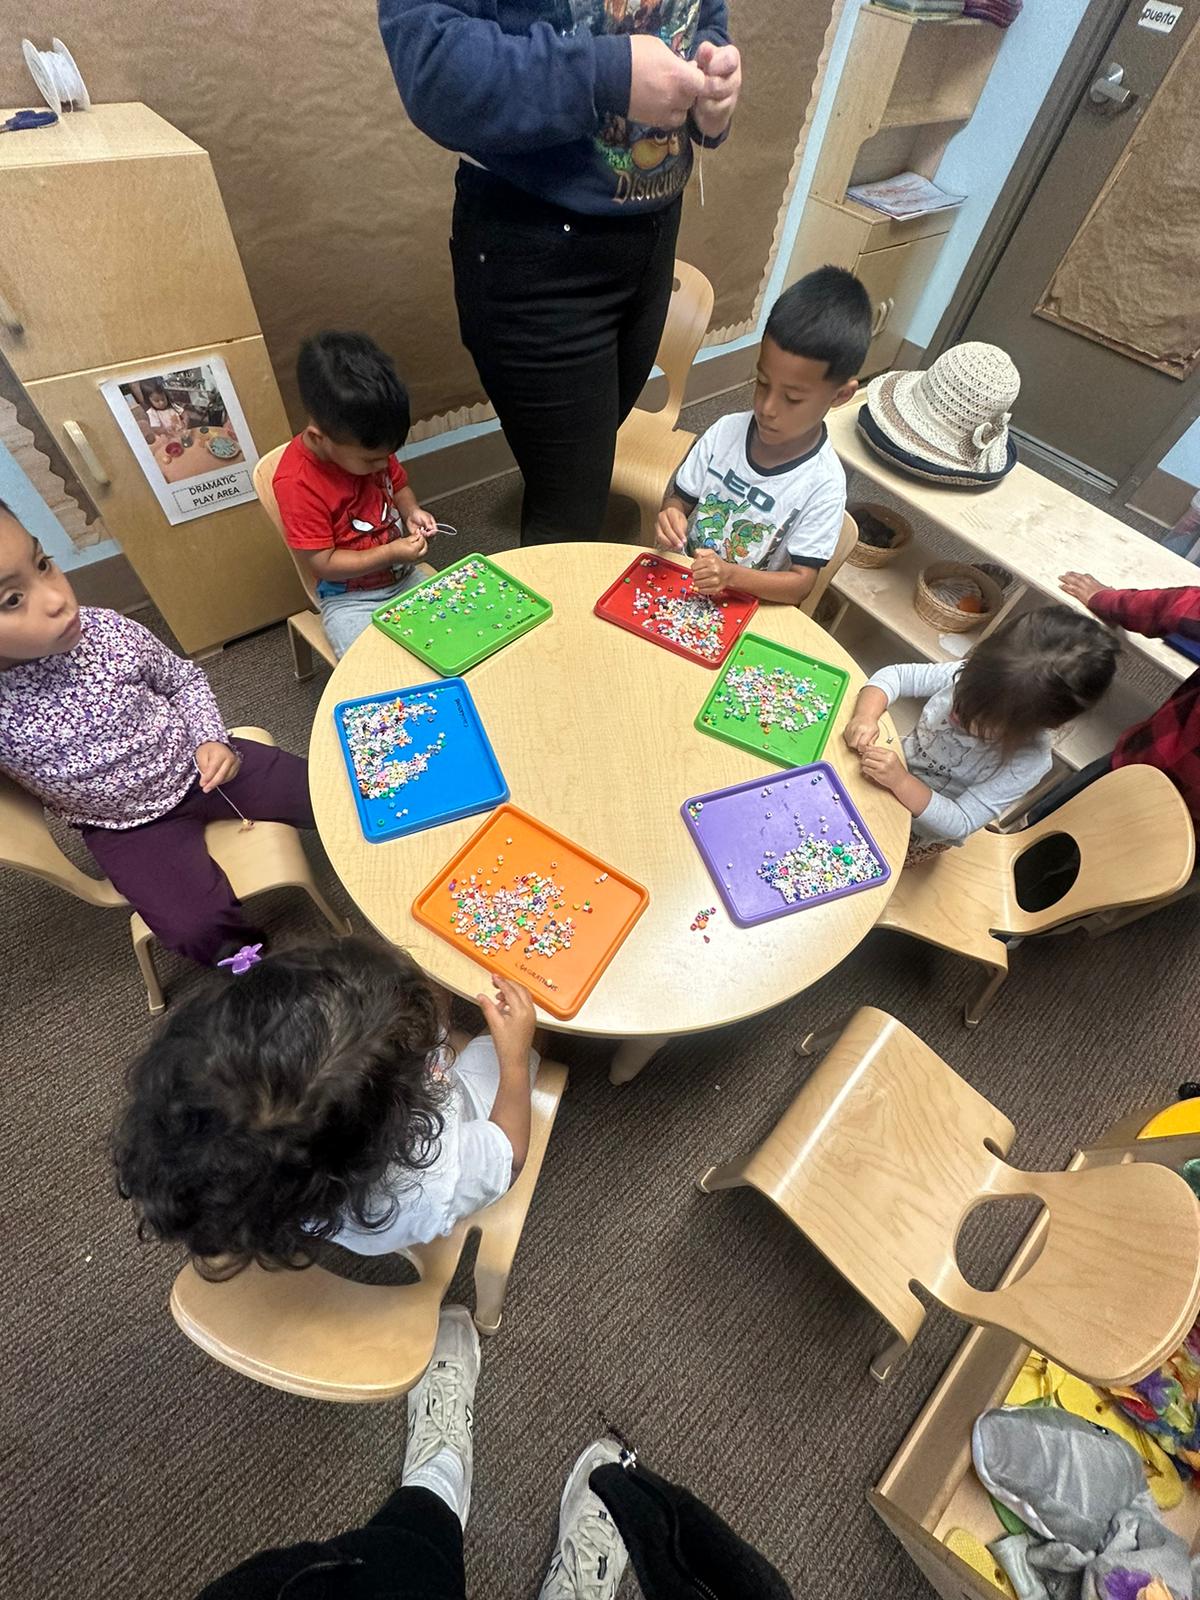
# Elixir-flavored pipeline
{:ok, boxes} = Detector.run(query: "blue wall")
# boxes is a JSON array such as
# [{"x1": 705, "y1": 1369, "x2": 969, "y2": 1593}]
[
  {"x1": 0, "y1": 440, "x2": 117, "y2": 570},
  {"x1": 1161, "y1": 420, "x2": 1200, "y2": 489},
  {"x1": 907, "y1": 0, "x2": 1092, "y2": 347}
]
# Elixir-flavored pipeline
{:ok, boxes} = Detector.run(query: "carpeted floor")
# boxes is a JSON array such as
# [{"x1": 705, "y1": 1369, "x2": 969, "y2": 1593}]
[{"x1": 5, "y1": 389, "x2": 1199, "y2": 1599}]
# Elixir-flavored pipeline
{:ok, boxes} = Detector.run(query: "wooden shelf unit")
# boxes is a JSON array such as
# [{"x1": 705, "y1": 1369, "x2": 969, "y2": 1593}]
[
  {"x1": 786, "y1": 5, "x2": 1003, "y2": 374},
  {"x1": 0, "y1": 103, "x2": 306, "y2": 654},
  {"x1": 828, "y1": 532, "x2": 1161, "y2": 778}
]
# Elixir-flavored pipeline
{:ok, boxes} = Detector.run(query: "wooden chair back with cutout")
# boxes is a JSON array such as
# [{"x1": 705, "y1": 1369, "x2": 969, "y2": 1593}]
[
  {"x1": 700, "y1": 1008, "x2": 1200, "y2": 1386},
  {"x1": 878, "y1": 765, "x2": 1196, "y2": 1025}
]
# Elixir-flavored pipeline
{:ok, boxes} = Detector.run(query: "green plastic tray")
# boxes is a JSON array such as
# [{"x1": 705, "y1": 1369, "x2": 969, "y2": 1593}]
[
  {"x1": 372, "y1": 553, "x2": 552, "y2": 676},
  {"x1": 694, "y1": 631, "x2": 849, "y2": 768}
]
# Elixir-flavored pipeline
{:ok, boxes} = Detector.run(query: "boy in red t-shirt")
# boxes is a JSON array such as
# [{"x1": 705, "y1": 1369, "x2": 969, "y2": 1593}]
[{"x1": 274, "y1": 332, "x2": 436, "y2": 658}]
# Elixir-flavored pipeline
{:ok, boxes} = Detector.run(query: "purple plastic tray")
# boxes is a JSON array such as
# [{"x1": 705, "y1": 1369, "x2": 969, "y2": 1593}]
[{"x1": 680, "y1": 762, "x2": 891, "y2": 927}]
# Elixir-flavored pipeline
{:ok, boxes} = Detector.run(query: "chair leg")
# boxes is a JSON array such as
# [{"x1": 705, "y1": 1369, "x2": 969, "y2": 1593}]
[
  {"x1": 300, "y1": 878, "x2": 353, "y2": 937},
  {"x1": 131, "y1": 925, "x2": 166, "y2": 1016},
  {"x1": 795, "y1": 1012, "x2": 852, "y2": 1058},
  {"x1": 869, "y1": 1332, "x2": 909, "y2": 1384},
  {"x1": 964, "y1": 964, "x2": 1008, "y2": 1027},
  {"x1": 472, "y1": 1229, "x2": 514, "y2": 1336},
  {"x1": 609, "y1": 1033, "x2": 670, "y2": 1085},
  {"x1": 288, "y1": 619, "x2": 317, "y2": 682},
  {"x1": 697, "y1": 1157, "x2": 751, "y2": 1194}
]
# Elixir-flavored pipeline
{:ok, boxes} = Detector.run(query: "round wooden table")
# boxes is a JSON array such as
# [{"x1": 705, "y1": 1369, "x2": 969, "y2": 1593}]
[{"x1": 310, "y1": 543, "x2": 908, "y2": 1080}]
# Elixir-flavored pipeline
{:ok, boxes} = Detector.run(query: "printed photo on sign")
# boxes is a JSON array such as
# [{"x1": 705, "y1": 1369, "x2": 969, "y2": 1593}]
[{"x1": 99, "y1": 356, "x2": 260, "y2": 525}]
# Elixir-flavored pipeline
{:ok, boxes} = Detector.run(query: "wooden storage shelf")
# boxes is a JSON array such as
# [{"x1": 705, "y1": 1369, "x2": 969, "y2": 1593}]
[
  {"x1": 832, "y1": 538, "x2": 958, "y2": 664},
  {"x1": 787, "y1": 5, "x2": 1003, "y2": 379},
  {"x1": 1053, "y1": 674, "x2": 1160, "y2": 771},
  {"x1": 830, "y1": 530, "x2": 1160, "y2": 775}
]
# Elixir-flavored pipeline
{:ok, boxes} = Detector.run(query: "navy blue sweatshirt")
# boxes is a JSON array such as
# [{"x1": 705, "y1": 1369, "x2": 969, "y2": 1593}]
[{"x1": 377, "y1": 0, "x2": 731, "y2": 215}]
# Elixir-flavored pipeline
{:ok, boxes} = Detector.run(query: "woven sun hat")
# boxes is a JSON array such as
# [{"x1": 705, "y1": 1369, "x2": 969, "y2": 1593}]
[{"x1": 862, "y1": 343, "x2": 1020, "y2": 486}]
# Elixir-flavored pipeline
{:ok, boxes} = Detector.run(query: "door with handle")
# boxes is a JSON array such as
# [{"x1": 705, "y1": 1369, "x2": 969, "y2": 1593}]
[{"x1": 961, "y1": 0, "x2": 1199, "y2": 489}]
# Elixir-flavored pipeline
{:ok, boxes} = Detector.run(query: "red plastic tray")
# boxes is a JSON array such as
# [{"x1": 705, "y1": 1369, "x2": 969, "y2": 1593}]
[
  {"x1": 412, "y1": 804, "x2": 649, "y2": 1020},
  {"x1": 593, "y1": 553, "x2": 758, "y2": 669}
]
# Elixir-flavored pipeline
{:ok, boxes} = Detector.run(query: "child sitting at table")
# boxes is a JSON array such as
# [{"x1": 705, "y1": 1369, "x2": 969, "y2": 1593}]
[
  {"x1": 843, "y1": 607, "x2": 1119, "y2": 861},
  {"x1": 275, "y1": 331, "x2": 437, "y2": 659},
  {"x1": 113, "y1": 938, "x2": 539, "y2": 1262},
  {"x1": 142, "y1": 380, "x2": 187, "y2": 436},
  {"x1": 0, "y1": 498, "x2": 313, "y2": 966},
  {"x1": 655, "y1": 266, "x2": 872, "y2": 605}
]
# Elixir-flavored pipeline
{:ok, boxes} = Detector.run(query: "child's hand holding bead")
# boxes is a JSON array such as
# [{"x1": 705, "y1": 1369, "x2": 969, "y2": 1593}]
[
  {"x1": 843, "y1": 715, "x2": 880, "y2": 754},
  {"x1": 195, "y1": 741, "x2": 241, "y2": 793},
  {"x1": 860, "y1": 745, "x2": 904, "y2": 792},
  {"x1": 692, "y1": 549, "x2": 731, "y2": 595}
]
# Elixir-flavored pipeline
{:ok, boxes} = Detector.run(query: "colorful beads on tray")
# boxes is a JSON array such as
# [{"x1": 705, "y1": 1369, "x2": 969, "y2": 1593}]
[
  {"x1": 376, "y1": 559, "x2": 528, "y2": 633},
  {"x1": 714, "y1": 663, "x2": 832, "y2": 737},
  {"x1": 758, "y1": 817, "x2": 884, "y2": 905},
  {"x1": 449, "y1": 869, "x2": 575, "y2": 962},
  {"x1": 342, "y1": 695, "x2": 444, "y2": 801},
  {"x1": 630, "y1": 562, "x2": 727, "y2": 660}
]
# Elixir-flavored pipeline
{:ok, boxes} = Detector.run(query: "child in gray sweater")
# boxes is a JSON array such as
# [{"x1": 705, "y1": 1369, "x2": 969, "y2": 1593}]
[{"x1": 844, "y1": 608, "x2": 1119, "y2": 856}]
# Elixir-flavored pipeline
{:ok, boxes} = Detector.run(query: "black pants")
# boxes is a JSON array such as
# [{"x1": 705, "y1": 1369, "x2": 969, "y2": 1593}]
[
  {"x1": 195, "y1": 1487, "x2": 464, "y2": 1600},
  {"x1": 451, "y1": 163, "x2": 682, "y2": 546}
]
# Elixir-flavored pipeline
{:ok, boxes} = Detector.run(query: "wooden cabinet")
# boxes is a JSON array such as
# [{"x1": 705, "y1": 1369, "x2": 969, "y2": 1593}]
[
  {"x1": 785, "y1": 7, "x2": 1003, "y2": 375},
  {"x1": 0, "y1": 103, "x2": 305, "y2": 653},
  {"x1": 28, "y1": 337, "x2": 297, "y2": 653}
]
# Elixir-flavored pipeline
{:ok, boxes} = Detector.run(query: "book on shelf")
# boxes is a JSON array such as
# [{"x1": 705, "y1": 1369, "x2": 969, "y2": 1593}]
[
  {"x1": 845, "y1": 171, "x2": 966, "y2": 221},
  {"x1": 871, "y1": 0, "x2": 966, "y2": 15}
]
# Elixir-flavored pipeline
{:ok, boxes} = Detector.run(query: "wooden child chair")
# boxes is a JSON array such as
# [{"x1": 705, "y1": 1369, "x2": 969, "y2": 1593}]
[
  {"x1": 0, "y1": 726, "x2": 348, "y2": 1014},
  {"x1": 253, "y1": 446, "x2": 438, "y2": 680},
  {"x1": 801, "y1": 511, "x2": 859, "y2": 619},
  {"x1": 698, "y1": 1008, "x2": 1200, "y2": 1386},
  {"x1": 873, "y1": 764, "x2": 1195, "y2": 1026},
  {"x1": 253, "y1": 445, "x2": 337, "y2": 681},
  {"x1": 170, "y1": 1057, "x2": 568, "y2": 1401},
  {"x1": 610, "y1": 260, "x2": 715, "y2": 546}
]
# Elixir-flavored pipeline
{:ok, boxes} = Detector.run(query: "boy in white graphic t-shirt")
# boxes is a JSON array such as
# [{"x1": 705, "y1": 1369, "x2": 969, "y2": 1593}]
[{"x1": 657, "y1": 266, "x2": 871, "y2": 605}]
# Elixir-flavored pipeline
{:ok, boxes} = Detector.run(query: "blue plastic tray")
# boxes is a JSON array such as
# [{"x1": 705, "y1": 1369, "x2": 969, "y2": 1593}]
[{"x1": 334, "y1": 679, "x2": 508, "y2": 843}]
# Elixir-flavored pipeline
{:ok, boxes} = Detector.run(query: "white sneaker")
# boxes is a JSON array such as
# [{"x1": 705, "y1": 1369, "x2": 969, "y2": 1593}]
[
  {"x1": 402, "y1": 1305, "x2": 481, "y2": 1526},
  {"x1": 538, "y1": 1438, "x2": 629, "y2": 1600}
]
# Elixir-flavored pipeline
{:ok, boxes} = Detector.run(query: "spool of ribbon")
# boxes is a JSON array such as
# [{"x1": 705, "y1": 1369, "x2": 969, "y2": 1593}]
[{"x1": 21, "y1": 39, "x2": 90, "y2": 116}]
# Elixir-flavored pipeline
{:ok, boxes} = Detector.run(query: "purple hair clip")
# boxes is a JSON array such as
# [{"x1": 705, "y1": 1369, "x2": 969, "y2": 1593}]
[{"x1": 217, "y1": 942, "x2": 263, "y2": 975}]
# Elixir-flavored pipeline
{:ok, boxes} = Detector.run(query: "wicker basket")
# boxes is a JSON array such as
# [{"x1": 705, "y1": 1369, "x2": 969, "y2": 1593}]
[
  {"x1": 914, "y1": 561, "x2": 1004, "y2": 634},
  {"x1": 846, "y1": 502, "x2": 914, "y2": 568}
]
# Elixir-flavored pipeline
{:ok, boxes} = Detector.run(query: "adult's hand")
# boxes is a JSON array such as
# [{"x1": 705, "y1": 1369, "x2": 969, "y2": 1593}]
[
  {"x1": 692, "y1": 41, "x2": 742, "y2": 140},
  {"x1": 628, "y1": 35, "x2": 705, "y2": 128}
]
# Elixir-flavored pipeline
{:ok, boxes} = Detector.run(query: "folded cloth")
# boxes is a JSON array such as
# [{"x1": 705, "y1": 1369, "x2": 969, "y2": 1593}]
[
  {"x1": 972, "y1": 1406, "x2": 1199, "y2": 1600},
  {"x1": 964, "y1": 0, "x2": 1023, "y2": 22}
]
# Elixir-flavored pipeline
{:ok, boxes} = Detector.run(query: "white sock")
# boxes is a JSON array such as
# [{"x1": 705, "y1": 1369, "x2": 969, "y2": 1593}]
[{"x1": 404, "y1": 1445, "x2": 469, "y2": 1528}]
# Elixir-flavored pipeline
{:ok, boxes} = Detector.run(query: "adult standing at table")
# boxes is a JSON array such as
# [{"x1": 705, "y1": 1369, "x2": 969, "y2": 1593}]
[{"x1": 377, "y1": 1, "x2": 742, "y2": 545}]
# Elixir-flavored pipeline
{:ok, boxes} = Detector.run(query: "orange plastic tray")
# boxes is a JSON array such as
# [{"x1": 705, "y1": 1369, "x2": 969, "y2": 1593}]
[{"x1": 412, "y1": 804, "x2": 649, "y2": 1020}]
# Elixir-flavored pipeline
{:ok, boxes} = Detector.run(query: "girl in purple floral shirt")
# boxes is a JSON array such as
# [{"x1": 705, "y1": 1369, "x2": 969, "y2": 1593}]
[{"x1": 0, "y1": 499, "x2": 314, "y2": 967}]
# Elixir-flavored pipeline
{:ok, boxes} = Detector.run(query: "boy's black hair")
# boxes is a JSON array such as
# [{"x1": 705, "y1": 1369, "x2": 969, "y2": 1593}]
[
  {"x1": 296, "y1": 331, "x2": 412, "y2": 452},
  {"x1": 113, "y1": 937, "x2": 446, "y2": 1276},
  {"x1": 764, "y1": 266, "x2": 873, "y2": 383}
]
